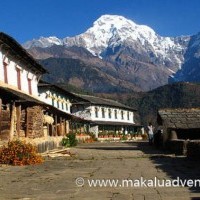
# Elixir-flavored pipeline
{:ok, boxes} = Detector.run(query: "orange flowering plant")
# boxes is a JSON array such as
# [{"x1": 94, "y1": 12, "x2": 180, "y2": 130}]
[{"x1": 0, "y1": 140, "x2": 43, "y2": 166}]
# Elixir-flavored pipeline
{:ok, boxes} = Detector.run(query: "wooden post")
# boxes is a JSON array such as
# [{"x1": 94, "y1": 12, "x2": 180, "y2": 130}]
[
  {"x1": 60, "y1": 117, "x2": 62, "y2": 136},
  {"x1": 47, "y1": 123, "x2": 50, "y2": 136},
  {"x1": 25, "y1": 108, "x2": 29, "y2": 138},
  {"x1": 9, "y1": 102, "x2": 16, "y2": 141},
  {"x1": 50, "y1": 114, "x2": 54, "y2": 136},
  {"x1": 65, "y1": 120, "x2": 69, "y2": 134},
  {"x1": 0, "y1": 98, "x2": 2, "y2": 135},
  {"x1": 55, "y1": 115, "x2": 58, "y2": 136},
  {"x1": 16, "y1": 105, "x2": 21, "y2": 138},
  {"x1": 64, "y1": 120, "x2": 66, "y2": 135}
]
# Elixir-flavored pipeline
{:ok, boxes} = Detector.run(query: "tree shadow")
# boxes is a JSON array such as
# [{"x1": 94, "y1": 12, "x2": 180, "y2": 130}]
[
  {"x1": 126, "y1": 141, "x2": 200, "y2": 197},
  {"x1": 78, "y1": 141, "x2": 200, "y2": 197}
]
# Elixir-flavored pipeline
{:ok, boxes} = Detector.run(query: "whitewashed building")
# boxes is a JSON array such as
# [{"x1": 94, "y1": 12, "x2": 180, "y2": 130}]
[
  {"x1": 71, "y1": 94, "x2": 137, "y2": 137},
  {"x1": 38, "y1": 82, "x2": 74, "y2": 114},
  {"x1": 0, "y1": 32, "x2": 47, "y2": 98},
  {"x1": 0, "y1": 33, "x2": 81, "y2": 152}
]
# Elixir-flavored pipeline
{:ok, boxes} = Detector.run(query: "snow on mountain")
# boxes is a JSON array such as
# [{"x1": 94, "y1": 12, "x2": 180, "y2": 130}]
[
  {"x1": 23, "y1": 36, "x2": 63, "y2": 49},
  {"x1": 23, "y1": 14, "x2": 190, "y2": 70},
  {"x1": 64, "y1": 15, "x2": 175, "y2": 56}
]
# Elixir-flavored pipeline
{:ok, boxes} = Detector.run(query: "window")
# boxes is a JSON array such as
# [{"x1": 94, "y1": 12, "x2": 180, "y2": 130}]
[
  {"x1": 16, "y1": 68, "x2": 21, "y2": 90},
  {"x1": 102, "y1": 108, "x2": 105, "y2": 118},
  {"x1": 66, "y1": 103, "x2": 68, "y2": 111},
  {"x1": 127, "y1": 111, "x2": 130, "y2": 120},
  {"x1": 57, "y1": 100, "x2": 59, "y2": 109},
  {"x1": 121, "y1": 111, "x2": 124, "y2": 120},
  {"x1": 3, "y1": 62, "x2": 8, "y2": 84},
  {"x1": 28, "y1": 78, "x2": 32, "y2": 95},
  {"x1": 108, "y1": 109, "x2": 112, "y2": 119},
  {"x1": 52, "y1": 98, "x2": 54, "y2": 106},
  {"x1": 115, "y1": 110, "x2": 117, "y2": 119},
  {"x1": 95, "y1": 107, "x2": 98, "y2": 118},
  {"x1": 62, "y1": 102, "x2": 64, "y2": 110}
]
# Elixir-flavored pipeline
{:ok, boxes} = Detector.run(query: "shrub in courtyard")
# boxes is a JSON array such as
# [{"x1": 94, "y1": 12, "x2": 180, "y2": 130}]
[
  {"x1": 0, "y1": 140, "x2": 43, "y2": 166},
  {"x1": 141, "y1": 133, "x2": 148, "y2": 140},
  {"x1": 121, "y1": 134, "x2": 127, "y2": 140},
  {"x1": 62, "y1": 133, "x2": 78, "y2": 147}
]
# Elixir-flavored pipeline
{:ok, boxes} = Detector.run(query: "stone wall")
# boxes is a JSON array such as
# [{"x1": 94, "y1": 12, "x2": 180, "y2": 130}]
[
  {"x1": 26, "y1": 106, "x2": 44, "y2": 138},
  {"x1": 187, "y1": 140, "x2": 200, "y2": 158},
  {"x1": 167, "y1": 139, "x2": 188, "y2": 155},
  {"x1": 23, "y1": 136, "x2": 64, "y2": 153}
]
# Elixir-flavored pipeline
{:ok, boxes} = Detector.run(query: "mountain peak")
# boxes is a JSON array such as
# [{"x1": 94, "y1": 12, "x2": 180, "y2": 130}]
[
  {"x1": 94, "y1": 14, "x2": 137, "y2": 26},
  {"x1": 63, "y1": 14, "x2": 159, "y2": 57},
  {"x1": 23, "y1": 36, "x2": 63, "y2": 49},
  {"x1": 23, "y1": 14, "x2": 189, "y2": 70}
]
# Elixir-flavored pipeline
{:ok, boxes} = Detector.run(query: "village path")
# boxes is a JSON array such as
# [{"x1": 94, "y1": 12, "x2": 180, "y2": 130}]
[{"x1": 0, "y1": 141, "x2": 200, "y2": 200}]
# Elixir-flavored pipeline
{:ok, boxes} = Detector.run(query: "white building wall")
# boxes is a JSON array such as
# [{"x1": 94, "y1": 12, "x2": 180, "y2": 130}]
[
  {"x1": 72, "y1": 105, "x2": 135, "y2": 124},
  {"x1": 0, "y1": 51, "x2": 39, "y2": 96},
  {"x1": 38, "y1": 89, "x2": 72, "y2": 114},
  {"x1": 0, "y1": 52, "x2": 4, "y2": 81}
]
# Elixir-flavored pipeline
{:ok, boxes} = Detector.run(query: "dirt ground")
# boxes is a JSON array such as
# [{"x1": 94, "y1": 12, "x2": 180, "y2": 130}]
[{"x1": 0, "y1": 141, "x2": 200, "y2": 200}]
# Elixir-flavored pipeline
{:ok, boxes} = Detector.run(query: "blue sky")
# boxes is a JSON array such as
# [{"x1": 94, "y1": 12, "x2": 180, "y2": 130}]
[{"x1": 1, "y1": 0, "x2": 200, "y2": 43}]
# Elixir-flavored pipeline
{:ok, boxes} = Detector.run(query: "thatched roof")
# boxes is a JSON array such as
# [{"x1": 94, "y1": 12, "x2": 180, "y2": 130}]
[
  {"x1": 158, "y1": 108, "x2": 200, "y2": 129},
  {"x1": 0, "y1": 32, "x2": 47, "y2": 74}
]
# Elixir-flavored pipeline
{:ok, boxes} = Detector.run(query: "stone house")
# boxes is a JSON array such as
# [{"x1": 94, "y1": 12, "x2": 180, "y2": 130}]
[{"x1": 157, "y1": 108, "x2": 200, "y2": 155}]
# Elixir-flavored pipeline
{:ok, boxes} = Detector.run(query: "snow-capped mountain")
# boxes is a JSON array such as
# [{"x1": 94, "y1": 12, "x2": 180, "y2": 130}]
[
  {"x1": 64, "y1": 15, "x2": 189, "y2": 70},
  {"x1": 24, "y1": 36, "x2": 63, "y2": 49},
  {"x1": 24, "y1": 15, "x2": 190, "y2": 70},
  {"x1": 170, "y1": 32, "x2": 200, "y2": 82},
  {"x1": 23, "y1": 14, "x2": 200, "y2": 92}
]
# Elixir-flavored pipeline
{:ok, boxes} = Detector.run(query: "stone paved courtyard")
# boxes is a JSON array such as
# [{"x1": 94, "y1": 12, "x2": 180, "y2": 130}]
[{"x1": 0, "y1": 141, "x2": 200, "y2": 200}]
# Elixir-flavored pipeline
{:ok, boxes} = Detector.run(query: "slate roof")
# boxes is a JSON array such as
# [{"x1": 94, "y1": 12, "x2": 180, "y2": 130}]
[
  {"x1": 0, "y1": 86, "x2": 45, "y2": 105},
  {"x1": 74, "y1": 94, "x2": 137, "y2": 111},
  {"x1": 0, "y1": 85, "x2": 87, "y2": 122},
  {"x1": 158, "y1": 108, "x2": 200, "y2": 129},
  {"x1": 38, "y1": 82, "x2": 82, "y2": 101},
  {"x1": 0, "y1": 32, "x2": 47, "y2": 74}
]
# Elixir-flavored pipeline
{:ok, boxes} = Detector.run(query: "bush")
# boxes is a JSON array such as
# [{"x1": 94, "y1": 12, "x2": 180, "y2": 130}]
[
  {"x1": 141, "y1": 133, "x2": 148, "y2": 140},
  {"x1": 62, "y1": 134, "x2": 78, "y2": 147},
  {"x1": 0, "y1": 140, "x2": 43, "y2": 166},
  {"x1": 121, "y1": 134, "x2": 127, "y2": 140}
]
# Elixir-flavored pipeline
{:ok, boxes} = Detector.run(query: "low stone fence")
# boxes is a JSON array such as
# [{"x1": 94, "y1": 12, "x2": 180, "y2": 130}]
[
  {"x1": 166, "y1": 139, "x2": 200, "y2": 158},
  {"x1": 167, "y1": 139, "x2": 188, "y2": 155},
  {"x1": 23, "y1": 136, "x2": 64, "y2": 153},
  {"x1": 187, "y1": 140, "x2": 200, "y2": 159}
]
